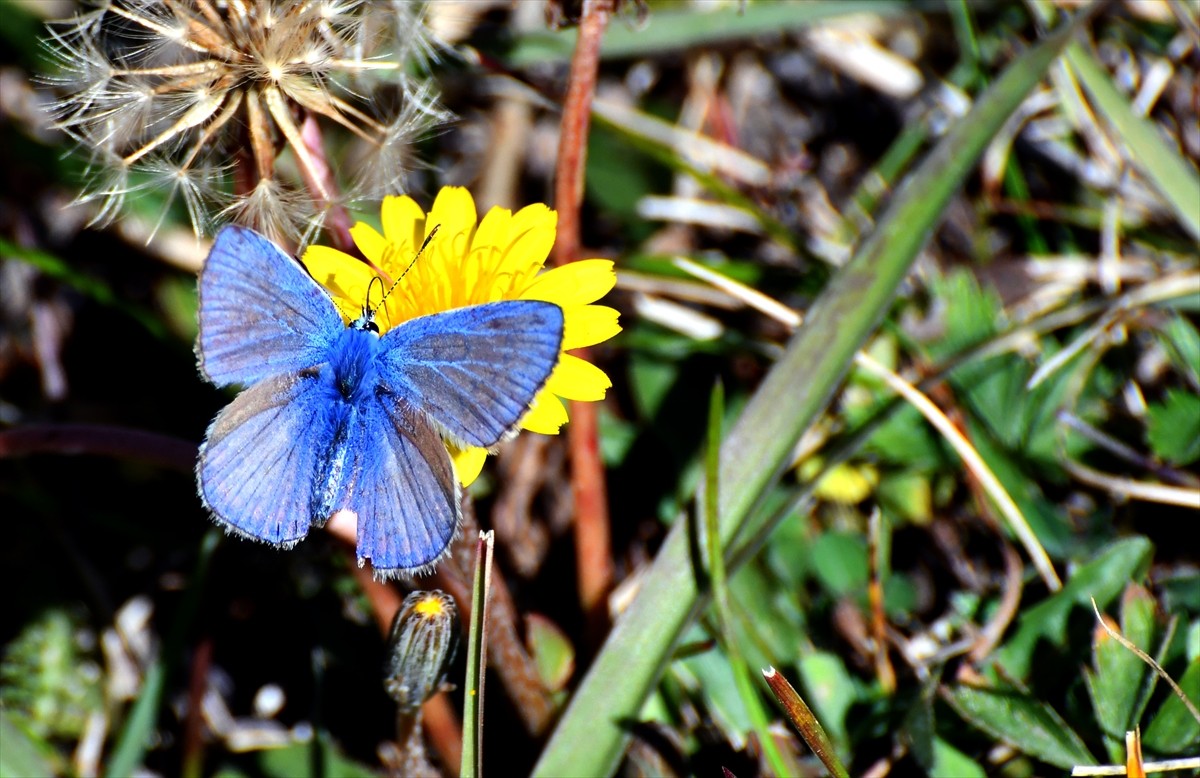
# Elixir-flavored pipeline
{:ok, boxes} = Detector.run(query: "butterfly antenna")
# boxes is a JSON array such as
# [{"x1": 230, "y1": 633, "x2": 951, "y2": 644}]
[
  {"x1": 363, "y1": 275, "x2": 386, "y2": 317},
  {"x1": 374, "y1": 225, "x2": 441, "y2": 316}
]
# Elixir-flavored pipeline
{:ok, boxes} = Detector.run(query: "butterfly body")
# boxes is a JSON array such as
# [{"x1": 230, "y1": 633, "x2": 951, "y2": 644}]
[
  {"x1": 327, "y1": 324, "x2": 383, "y2": 403},
  {"x1": 195, "y1": 226, "x2": 563, "y2": 577}
]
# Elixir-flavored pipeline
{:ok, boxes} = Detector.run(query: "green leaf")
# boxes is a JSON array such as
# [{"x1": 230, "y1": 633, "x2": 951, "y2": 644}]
[
  {"x1": 598, "y1": 408, "x2": 637, "y2": 467},
  {"x1": 923, "y1": 270, "x2": 1005, "y2": 362},
  {"x1": 903, "y1": 693, "x2": 936, "y2": 771},
  {"x1": 1142, "y1": 657, "x2": 1200, "y2": 755},
  {"x1": 1146, "y1": 389, "x2": 1200, "y2": 465},
  {"x1": 0, "y1": 711, "x2": 61, "y2": 778},
  {"x1": 527, "y1": 614, "x2": 575, "y2": 693},
  {"x1": 810, "y1": 532, "x2": 868, "y2": 597},
  {"x1": 930, "y1": 737, "x2": 986, "y2": 778},
  {"x1": 534, "y1": 13, "x2": 1092, "y2": 774},
  {"x1": 1085, "y1": 585, "x2": 1158, "y2": 760},
  {"x1": 257, "y1": 736, "x2": 378, "y2": 778},
  {"x1": 628, "y1": 353, "x2": 681, "y2": 421},
  {"x1": 797, "y1": 651, "x2": 858, "y2": 751},
  {"x1": 877, "y1": 471, "x2": 934, "y2": 525},
  {"x1": 672, "y1": 630, "x2": 752, "y2": 740},
  {"x1": 1156, "y1": 315, "x2": 1200, "y2": 387},
  {"x1": 946, "y1": 684, "x2": 1096, "y2": 769},
  {"x1": 997, "y1": 538, "x2": 1154, "y2": 680},
  {"x1": 1161, "y1": 572, "x2": 1200, "y2": 613},
  {"x1": 585, "y1": 123, "x2": 667, "y2": 232},
  {"x1": 728, "y1": 558, "x2": 802, "y2": 668}
]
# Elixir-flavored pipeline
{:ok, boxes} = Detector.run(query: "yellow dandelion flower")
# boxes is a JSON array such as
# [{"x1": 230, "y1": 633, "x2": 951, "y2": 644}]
[{"x1": 302, "y1": 186, "x2": 620, "y2": 486}]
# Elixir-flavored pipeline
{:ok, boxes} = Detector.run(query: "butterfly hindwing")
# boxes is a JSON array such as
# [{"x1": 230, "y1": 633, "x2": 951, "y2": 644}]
[
  {"x1": 198, "y1": 226, "x2": 343, "y2": 387},
  {"x1": 350, "y1": 394, "x2": 461, "y2": 576},
  {"x1": 378, "y1": 301, "x2": 564, "y2": 448},
  {"x1": 197, "y1": 370, "x2": 336, "y2": 546}
]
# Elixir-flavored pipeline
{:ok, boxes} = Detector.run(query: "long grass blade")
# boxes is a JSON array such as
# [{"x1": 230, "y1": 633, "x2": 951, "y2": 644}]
[{"x1": 460, "y1": 530, "x2": 495, "y2": 778}]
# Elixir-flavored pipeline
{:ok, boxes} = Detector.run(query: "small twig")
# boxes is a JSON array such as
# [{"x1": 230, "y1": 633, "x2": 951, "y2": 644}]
[
  {"x1": 1071, "y1": 756, "x2": 1200, "y2": 775},
  {"x1": 968, "y1": 541, "x2": 1024, "y2": 663},
  {"x1": 867, "y1": 508, "x2": 897, "y2": 694},
  {"x1": 552, "y1": 0, "x2": 616, "y2": 645},
  {"x1": 1090, "y1": 598, "x2": 1200, "y2": 725}
]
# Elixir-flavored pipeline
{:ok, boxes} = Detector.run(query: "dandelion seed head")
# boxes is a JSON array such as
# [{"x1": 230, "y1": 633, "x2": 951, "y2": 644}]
[{"x1": 41, "y1": 0, "x2": 452, "y2": 241}]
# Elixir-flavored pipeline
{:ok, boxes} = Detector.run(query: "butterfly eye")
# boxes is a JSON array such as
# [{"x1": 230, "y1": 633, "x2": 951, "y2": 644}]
[{"x1": 363, "y1": 319, "x2": 380, "y2": 334}]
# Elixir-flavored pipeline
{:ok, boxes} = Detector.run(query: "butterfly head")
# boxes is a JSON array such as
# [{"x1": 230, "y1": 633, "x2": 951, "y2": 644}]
[{"x1": 350, "y1": 310, "x2": 381, "y2": 334}]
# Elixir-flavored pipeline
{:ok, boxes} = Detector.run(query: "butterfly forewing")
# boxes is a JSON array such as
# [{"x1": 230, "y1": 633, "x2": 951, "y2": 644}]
[
  {"x1": 198, "y1": 226, "x2": 343, "y2": 387},
  {"x1": 378, "y1": 301, "x2": 565, "y2": 449}
]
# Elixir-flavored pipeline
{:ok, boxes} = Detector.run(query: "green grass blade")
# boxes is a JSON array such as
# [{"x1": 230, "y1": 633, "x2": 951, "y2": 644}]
[
  {"x1": 1065, "y1": 43, "x2": 1200, "y2": 240},
  {"x1": 701, "y1": 383, "x2": 795, "y2": 776},
  {"x1": 460, "y1": 530, "x2": 494, "y2": 778},
  {"x1": 506, "y1": 1, "x2": 909, "y2": 66},
  {"x1": 534, "y1": 10, "x2": 1092, "y2": 778}
]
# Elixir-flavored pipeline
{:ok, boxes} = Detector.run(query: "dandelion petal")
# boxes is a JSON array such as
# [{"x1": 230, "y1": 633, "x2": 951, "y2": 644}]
[
  {"x1": 523, "y1": 260, "x2": 616, "y2": 306},
  {"x1": 381, "y1": 195, "x2": 427, "y2": 248},
  {"x1": 428, "y1": 186, "x2": 477, "y2": 243},
  {"x1": 350, "y1": 223, "x2": 389, "y2": 267},
  {"x1": 302, "y1": 246, "x2": 375, "y2": 315},
  {"x1": 563, "y1": 305, "x2": 622, "y2": 350},
  {"x1": 546, "y1": 354, "x2": 611, "y2": 401},
  {"x1": 521, "y1": 392, "x2": 569, "y2": 434},
  {"x1": 450, "y1": 445, "x2": 488, "y2": 488}
]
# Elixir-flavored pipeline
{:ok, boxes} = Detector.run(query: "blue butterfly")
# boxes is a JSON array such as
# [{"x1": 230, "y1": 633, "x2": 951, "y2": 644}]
[{"x1": 195, "y1": 226, "x2": 564, "y2": 577}]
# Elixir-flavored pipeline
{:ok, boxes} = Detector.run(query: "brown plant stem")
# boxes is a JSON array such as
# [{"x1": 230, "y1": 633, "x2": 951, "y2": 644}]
[
  {"x1": 433, "y1": 503, "x2": 557, "y2": 735},
  {"x1": 552, "y1": 0, "x2": 615, "y2": 648},
  {"x1": 0, "y1": 424, "x2": 196, "y2": 472},
  {"x1": 762, "y1": 667, "x2": 850, "y2": 778},
  {"x1": 181, "y1": 636, "x2": 213, "y2": 778}
]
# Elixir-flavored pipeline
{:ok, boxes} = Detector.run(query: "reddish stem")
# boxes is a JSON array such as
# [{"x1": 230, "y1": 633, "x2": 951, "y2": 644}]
[
  {"x1": 552, "y1": 0, "x2": 616, "y2": 647},
  {"x1": 0, "y1": 424, "x2": 196, "y2": 472},
  {"x1": 181, "y1": 636, "x2": 213, "y2": 778},
  {"x1": 298, "y1": 114, "x2": 355, "y2": 252}
]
